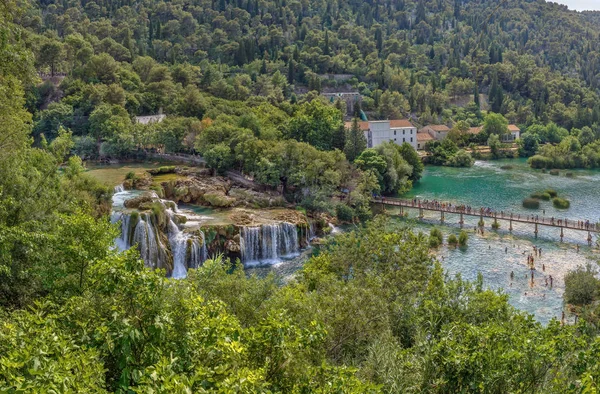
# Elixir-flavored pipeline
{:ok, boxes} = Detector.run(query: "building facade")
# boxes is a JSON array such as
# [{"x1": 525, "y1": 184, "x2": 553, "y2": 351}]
[
  {"x1": 344, "y1": 119, "x2": 417, "y2": 150},
  {"x1": 420, "y1": 124, "x2": 451, "y2": 141}
]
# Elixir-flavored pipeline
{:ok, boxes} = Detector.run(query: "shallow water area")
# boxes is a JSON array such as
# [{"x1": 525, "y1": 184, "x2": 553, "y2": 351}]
[{"x1": 395, "y1": 158, "x2": 600, "y2": 324}]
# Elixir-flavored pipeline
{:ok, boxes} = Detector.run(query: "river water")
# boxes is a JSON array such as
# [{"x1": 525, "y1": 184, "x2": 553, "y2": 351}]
[{"x1": 394, "y1": 159, "x2": 600, "y2": 324}]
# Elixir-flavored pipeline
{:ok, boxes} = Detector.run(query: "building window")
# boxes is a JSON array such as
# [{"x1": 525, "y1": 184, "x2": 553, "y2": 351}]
[
  {"x1": 403, "y1": 130, "x2": 405, "y2": 135},
  {"x1": 394, "y1": 130, "x2": 396, "y2": 136},
  {"x1": 411, "y1": 137, "x2": 413, "y2": 142},
  {"x1": 403, "y1": 138, "x2": 405, "y2": 142}
]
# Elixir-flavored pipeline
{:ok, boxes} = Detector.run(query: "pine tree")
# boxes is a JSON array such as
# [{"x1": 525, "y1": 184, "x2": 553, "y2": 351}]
[
  {"x1": 489, "y1": 72, "x2": 503, "y2": 113},
  {"x1": 415, "y1": 0, "x2": 427, "y2": 24},
  {"x1": 287, "y1": 60, "x2": 294, "y2": 84},
  {"x1": 375, "y1": 27, "x2": 383, "y2": 53},
  {"x1": 323, "y1": 30, "x2": 330, "y2": 56},
  {"x1": 474, "y1": 83, "x2": 480, "y2": 109},
  {"x1": 333, "y1": 123, "x2": 347, "y2": 151},
  {"x1": 344, "y1": 118, "x2": 367, "y2": 162}
]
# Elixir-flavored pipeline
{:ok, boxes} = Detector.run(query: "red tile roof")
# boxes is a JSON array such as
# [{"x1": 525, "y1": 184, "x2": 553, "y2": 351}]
[
  {"x1": 417, "y1": 132, "x2": 434, "y2": 141},
  {"x1": 425, "y1": 124, "x2": 450, "y2": 131},
  {"x1": 344, "y1": 121, "x2": 369, "y2": 131},
  {"x1": 389, "y1": 119, "x2": 414, "y2": 128},
  {"x1": 508, "y1": 124, "x2": 520, "y2": 132},
  {"x1": 468, "y1": 126, "x2": 483, "y2": 134}
]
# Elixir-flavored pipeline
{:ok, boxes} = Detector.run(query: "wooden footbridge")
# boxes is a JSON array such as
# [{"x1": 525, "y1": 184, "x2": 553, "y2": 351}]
[{"x1": 374, "y1": 197, "x2": 598, "y2": 245}]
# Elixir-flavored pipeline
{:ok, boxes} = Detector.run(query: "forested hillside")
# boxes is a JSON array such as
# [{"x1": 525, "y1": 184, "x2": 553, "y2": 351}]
[{"x1": 24, "y1": 0, "x2": 600, "y2": 128}]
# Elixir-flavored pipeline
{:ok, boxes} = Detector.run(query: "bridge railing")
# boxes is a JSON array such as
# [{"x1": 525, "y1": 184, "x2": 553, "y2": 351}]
[{"x1": 373, "y1": 197, "x2": 598, "y2": 232}]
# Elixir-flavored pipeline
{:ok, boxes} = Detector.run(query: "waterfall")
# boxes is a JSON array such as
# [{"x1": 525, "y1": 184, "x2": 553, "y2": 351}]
[
  {"x1": 112, "y1": 195, "x2": 207, "y2": 278},
  {"x1": 114, "y1": 184, "x2": 125, "y2": 193},
  {"x1": 167, "y1": 215, "x2": 207, "y2": 279},
  {"x1": 241, "y1": 222, "x2": 300, "y2": 265}
]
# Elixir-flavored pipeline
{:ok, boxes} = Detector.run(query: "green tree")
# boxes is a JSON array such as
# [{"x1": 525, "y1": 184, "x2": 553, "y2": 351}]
[
  {"x1": 344, "y1": 118, "x2": 367, "y2": 162},
  {"x1": 398, "y1": 142, "x2": 424, "y2": 182},
  {"x1": 483, "y1": 112, "x2": 508, "y2": 137}
]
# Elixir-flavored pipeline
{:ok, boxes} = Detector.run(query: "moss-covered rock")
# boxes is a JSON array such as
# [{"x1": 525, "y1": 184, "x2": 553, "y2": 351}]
[{"x1": 204, "y1": 192, "x2": 236, "y2": 207}]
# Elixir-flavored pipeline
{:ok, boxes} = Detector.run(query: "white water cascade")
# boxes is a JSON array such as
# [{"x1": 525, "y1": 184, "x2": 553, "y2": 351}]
[
  {"x1": 111, "y1": 190, "x2": 207, "y2": 278},
  {"x1": 241, "y1": 223, "x2": 300, "y2": 265},
  {"x1": 114, "y1": 184, "x2": 125, "y2": 193}
]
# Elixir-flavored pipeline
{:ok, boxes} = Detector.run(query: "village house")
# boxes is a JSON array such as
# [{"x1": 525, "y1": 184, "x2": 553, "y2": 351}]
[
  {"x1": 416, "y1": 132, "x2": 434, "y2": 150},
  {"x1": 344, "y1": 119, "x2": 417, "y2": 150},
  {"x1": 420, "y1": 124, "x2": 450, "y2": 141},
  {"x1": 505, "y1": 124, "x2": 521, "y2": 142}
]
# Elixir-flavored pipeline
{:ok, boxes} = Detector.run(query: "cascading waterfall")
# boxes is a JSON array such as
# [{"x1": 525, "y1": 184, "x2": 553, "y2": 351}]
[
  {"x1": 112, "y1": 192, "x2": 207, "y2": 278},
  {"x1": 167, "y1": 213, "x2": 207, "y2": 279},
  {"x1": 241, "y1": 222, "x2": 300, "y2": 265},
  {"x1": 114, "y1": 184, "x2": 125, "y2": 193}
]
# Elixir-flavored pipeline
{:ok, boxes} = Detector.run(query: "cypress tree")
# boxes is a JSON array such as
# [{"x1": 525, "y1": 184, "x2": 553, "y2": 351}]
[{"x1": 474, "y1": 83, "x2": 480, "y2": 109}]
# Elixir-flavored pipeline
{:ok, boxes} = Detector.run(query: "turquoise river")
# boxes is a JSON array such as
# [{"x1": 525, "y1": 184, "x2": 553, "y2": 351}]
[
  {"x1": 396, "y1": 158, "x2": 600, "y2": 325},
  {"x1": 262, "y1": 159, "x2": 600, "y2": 324}
]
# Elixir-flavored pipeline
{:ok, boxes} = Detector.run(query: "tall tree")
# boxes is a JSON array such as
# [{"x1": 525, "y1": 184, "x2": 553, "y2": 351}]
[{"x1": 344, "y1": 118, "x2": 367, "y2": 162}]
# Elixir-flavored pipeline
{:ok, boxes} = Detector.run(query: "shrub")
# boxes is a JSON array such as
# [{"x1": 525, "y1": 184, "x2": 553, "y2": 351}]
[
  {"x1": 528, "y1": 155, "x2": 553, "y2": 169},
  {"x1": 149, "y1": 166, "x2": 176, "y2": 175},
  {"x1": 530, "y1": 192, "x2": 551, "y2": 201},
  {"x1": 492, "y1": 221, "x2": 500, "y2": 229},
  {"x1": 564, "y1": 264, "x2": 600, "y2": 306},
  {"x1": 458, "y1": 231, "x2": 468, "y2": 246},
  {"x1": 429, "y1": 228, "x2": 443, "y2": 248},
  {"x1": 478, "y1": 218, "x2": 485, "y2": 227},
  {"x1": 522, "y1": 198, "x2": 540, "y2": 209},
  {"x1": 549, "y1": 169, "x2": 560, "y2": 176},
  {"x1": 552, "y1": 197, "x2": 570, "y2": 209},
  {"x1": 544, "y1": 189, "x2": 558, "y2": 198},
  {"x1": 125, "y1": 171, "x2": 137, "y2": 180},
  {"x1": 203, "y1": 192, "x2": 235, "y2": 207},
  {"x1": 448, "y1": 234, "x2": 458, "y2": 245},
  {"x1": 335, "y1": 204, "x2": 354, "y2": 222}
]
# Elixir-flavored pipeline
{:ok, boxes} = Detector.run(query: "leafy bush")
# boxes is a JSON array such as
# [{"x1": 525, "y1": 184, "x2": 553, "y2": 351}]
[
  {"x1": 528, "y1": 155, "x2": 553, "y2": 169},
  {"x1": 458, "y1": 231, "x2": 468, "y2": 246},
  {"x1": 125, "y1": 171, "x2": 137, "y2": 180},
  {"x1": 544, "y1": 189, "x2": 558, "y2": 198},
  {"x1": 149, "y1": 166, "x2": 176, "y2": 175},
  {"x1": 549, "y1": 169, "x2": 560, "y2": 176},
  {"x1": 522, "y1": 198, "x2": 540, "y2": 209},
  {"x1": 530, "y1": 191, "x2": 551, "y2": 201},
  {"x1": 492, "y1": 221, "x2": 500, "y2": 229},
  {"x1": 552, "y1": 197, "x2": 570, "y2": 209},
  {"x1": 448, "y1": 234, "x2": 458, "y2": 245},
  {"x1": 429, "y1": 228, "x2": 443, "y2": 248},
  {"x1": 335, "y1": 204, "x2": 354, "y2": 222},
  {"x1": 564, "y1": 264, "x2": 600, "y2": 306}
]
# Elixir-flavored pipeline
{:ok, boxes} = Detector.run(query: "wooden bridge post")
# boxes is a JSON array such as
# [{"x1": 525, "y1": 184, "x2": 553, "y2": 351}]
[
  {"x1": 560, "y1": 227, "x2": 564, "y2": 242},
  {"x1": 399, "y1": 205, "x2": 403, "y2": 216},
  {"x1": 419, "y1": 208, "x2": 424, "y2": 219},
  {"x1": 509, "y1": 219, "x2": 513, "y2": 232},
  {"x1": 588, "y1": 232, "x2": 593, "y2": 246},
  {"x1": 459, "y1": 213, "x2": 464, "y2": 228},
  {"x1": 440, "y1": 211, "x2": 445, "y2": 223},
  {"x1": 534, "y1": 223, "x2": 538, "y2": 238}
]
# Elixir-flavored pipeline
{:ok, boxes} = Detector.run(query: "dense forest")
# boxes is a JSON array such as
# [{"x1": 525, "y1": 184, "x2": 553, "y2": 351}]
[{"x1": 4, "y1": 0, "x2": 600, "y2": 391}]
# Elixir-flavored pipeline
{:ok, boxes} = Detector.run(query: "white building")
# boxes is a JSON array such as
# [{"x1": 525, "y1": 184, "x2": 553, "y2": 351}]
[
  {"x1": 345, "y1": 119, "x2": 417, "y2": 150},
  {"x1": 135, "y1": 114, "x2": 166, "y2": 125},
  {"x1": 504, "y1": 124, "x2": 521, "y2": 142}
]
